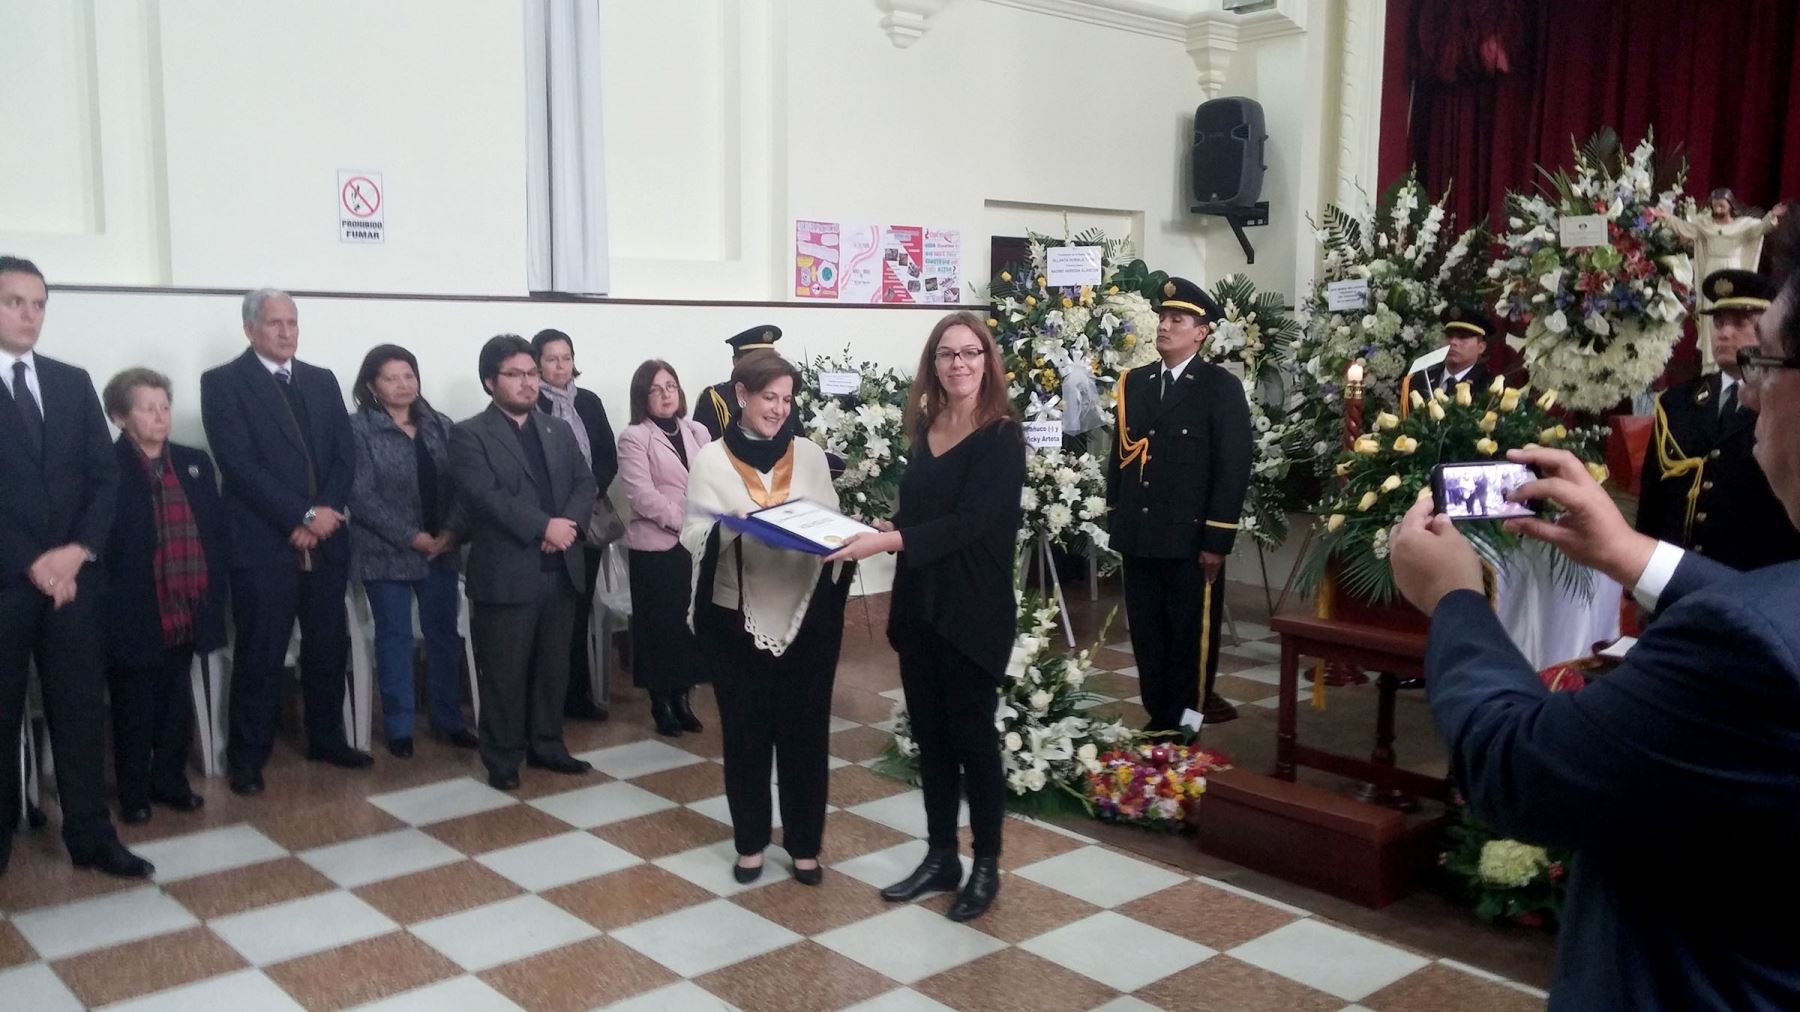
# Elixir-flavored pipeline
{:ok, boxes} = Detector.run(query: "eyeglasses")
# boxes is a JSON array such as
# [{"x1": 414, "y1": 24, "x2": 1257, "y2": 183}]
[
  {"x1": 1736, "y1": 348, "x2": 1800, "y2": 386},
  {"x1": 648, "y1": 383, "x2": 680, "y2": 396},
  {"x1": 934, "y1": 348, "x2": 985, "y2": 364},
  {"x1": 497, "y1": 368, "x2": 540, "y2": 381}
]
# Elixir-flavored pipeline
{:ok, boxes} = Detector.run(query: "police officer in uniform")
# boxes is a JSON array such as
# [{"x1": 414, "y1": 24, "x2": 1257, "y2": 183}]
[
  {"x1": 1637, "y1": 268, "x2": 1800, "y2": 571},
  {"x1": 697, "y1": 325, "x2": 801, "y2": 441},
  {"x1": 1107, "y1": 277, "x2": 1252, "y2": 728},
  {"x1": 1406, "y1": 305, "x2": 1496, "y2": 401}
]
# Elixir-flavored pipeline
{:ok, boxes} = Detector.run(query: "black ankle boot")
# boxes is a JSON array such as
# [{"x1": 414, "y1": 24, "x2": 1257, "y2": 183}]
[
  {"x1": 880, "y1": 846, "x2": 963, "y2": 902},
  {"x1": 671, "y1": 688, "x2": 703, "y2": 733},
  {"x1": 649, "y1": 692, "x2": 681, "y2": 736},
  {"x1": 947, "y1": 856, "x2": 1000, "y2": 921}
]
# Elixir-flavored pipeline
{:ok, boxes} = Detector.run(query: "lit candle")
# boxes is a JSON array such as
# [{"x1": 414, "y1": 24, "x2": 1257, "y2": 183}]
[{"x1": 1345, "y1": 361, "x2": 1364, "y2": 385}]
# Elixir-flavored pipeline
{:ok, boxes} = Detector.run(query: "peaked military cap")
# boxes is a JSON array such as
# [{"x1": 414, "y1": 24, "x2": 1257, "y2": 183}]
[
  {"x1": 1700, "y1": 269, "x2": 1776, "y2": 315},
  {"x1": 727, "y1": 324, "x2": 782, "y2": 354},
  {"x1": 1441, "y1": 303, "x2": 1492, "y2": 339},
  {"x1": 1155, "y1": 277, "x2": 1224, "y2": 321}
]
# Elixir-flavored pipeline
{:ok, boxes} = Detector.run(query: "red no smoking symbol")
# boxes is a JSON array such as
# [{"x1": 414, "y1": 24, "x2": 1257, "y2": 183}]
[{"x1": 342, "y1": 176, "x2": 381, "y2": 218}]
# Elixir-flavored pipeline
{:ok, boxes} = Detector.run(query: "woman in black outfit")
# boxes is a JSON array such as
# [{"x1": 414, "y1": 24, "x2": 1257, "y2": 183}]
[
  {"x1": 533, "y1": 328, "x2": 620, "y2": 722},
  {"x1": 826, "y1": 310, "x2": 1024, "y2": 921},
  {"x1": 100, "y1": 368, "x2": 229, "y2": 824}
]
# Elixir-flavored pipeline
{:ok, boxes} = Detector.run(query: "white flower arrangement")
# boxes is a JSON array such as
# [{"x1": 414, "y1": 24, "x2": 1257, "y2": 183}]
[
  {"x1": 1202, "y1": 273, "x2": 1306, "y2": 548},
  {"x1": 1290, "y1": 171, "x2": 1486, "y2": 477},
  {"x1": 890, "y1": 596, "x2": 1131, "y2": 800},
  {"x1": 793, "y1": 349, "x2": 911, "y2": 521},
  {"x1": 1021, "y1": 447, "x2": 1112, "y2": 559},
  {"x1": 1489, "y1": 128, "x2": 1694, "y2": 412}
]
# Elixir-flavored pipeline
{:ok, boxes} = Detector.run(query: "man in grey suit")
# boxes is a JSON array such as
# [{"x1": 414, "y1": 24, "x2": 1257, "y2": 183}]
[{"x1": 451, "y1": 335, "x2": 598, "y2": 790}]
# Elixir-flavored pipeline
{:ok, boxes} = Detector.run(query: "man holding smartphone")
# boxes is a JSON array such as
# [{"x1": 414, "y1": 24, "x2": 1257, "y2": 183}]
[{"x1": 1384, "y1": 264, "x2": 1800, "y2": 1008}]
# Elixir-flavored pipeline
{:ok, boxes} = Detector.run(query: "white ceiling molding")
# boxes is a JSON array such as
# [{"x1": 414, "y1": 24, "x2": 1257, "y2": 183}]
[
  {"x1": 878, "y1": 0, "x2": 953, "y2": 48},
  {"x1": 974, "y1": 0, "x2": 1307, "y2": 44},
  {"x1": 1185, "y1": 16, "x2": 1239, "y2": 99}
]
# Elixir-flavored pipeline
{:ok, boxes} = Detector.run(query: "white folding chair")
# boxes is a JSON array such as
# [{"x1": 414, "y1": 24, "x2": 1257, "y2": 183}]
[
  {"x1": 188, "y1": 648, "x2": 231, "y2": 776},
  {"x1": 344, "y1": 580, "x2": 483, "y2": 745},
  {"x1": 17, "y1": 662, "x2": 46, "y2": 827}
]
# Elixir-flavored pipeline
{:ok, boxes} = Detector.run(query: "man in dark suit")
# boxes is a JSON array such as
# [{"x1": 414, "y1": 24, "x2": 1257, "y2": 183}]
[
  {"x1": 1637, "y1": 269, "x2": 1800, "y2": 571},
  {"x1": 201, "y1": 288, "x2": 369, "y2": 796},
  {"x1": 1387, "y1": 267, "x2": 1800, "y2": 1007},
  {"x1": 0, "y1": 255, "x2": 152, "y2": 878},
  {"x1": 1406, "y1": 305, "x2": 1495, "y2": 401},
  {"x1": 451, "y1": 335, "x2": 599, "y2": 790},
  {"x1": 1106, "y1": 277, "x2": 1252, "y2": 729}
]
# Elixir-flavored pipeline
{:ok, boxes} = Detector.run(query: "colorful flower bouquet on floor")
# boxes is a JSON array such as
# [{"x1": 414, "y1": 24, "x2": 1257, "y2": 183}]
[
  {"x1": 1440, "y1": 792, "x2": 1570, "y2": 929},
  {"x1": 1084, "y1": 741, "x2": 1233, "y2": 830}
]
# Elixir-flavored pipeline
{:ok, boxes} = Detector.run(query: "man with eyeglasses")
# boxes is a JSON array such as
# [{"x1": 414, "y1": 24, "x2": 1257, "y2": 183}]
[
  {"x1": 201, "y1": 288, "x2": 368, "y2": 796},
  {"x1": 1636, "y1": 269, "x2": 1800, "y2": 573},
  {"x1": 1106, "y1": 276, "x2": 1252, "y2": 730},
  {"x1": 449, "y1": 335, "x2": 597, "y2": 790},
  {"x1": 1385, "y1": 265, "x2": 1800, "y2": 1007}
]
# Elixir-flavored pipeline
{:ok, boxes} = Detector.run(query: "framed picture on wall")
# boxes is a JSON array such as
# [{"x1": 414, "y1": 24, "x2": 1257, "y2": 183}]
[{"x1": 989, "y1": 235, "x2": 1033, "y2": 283}]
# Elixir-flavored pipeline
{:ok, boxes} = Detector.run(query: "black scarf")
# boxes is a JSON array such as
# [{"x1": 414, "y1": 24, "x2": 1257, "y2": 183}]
[
  {"x1": 724, "y1": 420, "x2": 793, "y2": 474},
  {"x1": 652, "y1": 415, "x2": 687, "y2": 468}
]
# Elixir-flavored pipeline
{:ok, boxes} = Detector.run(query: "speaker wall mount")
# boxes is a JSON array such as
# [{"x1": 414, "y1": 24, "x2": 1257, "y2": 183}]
[{"x1": 1192, "y1": 201, "x2": 1270, "y2": 264}]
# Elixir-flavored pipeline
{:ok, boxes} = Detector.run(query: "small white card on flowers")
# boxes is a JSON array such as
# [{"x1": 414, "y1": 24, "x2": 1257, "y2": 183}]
[
  {"x1": 1023, "y1": 421, "x2": 1063, "y2": 450},
  {"x1": 1325, "y1": 278, "x2": 1369, "y2": 311},
  {"x1": 1045, "y1": 246, "x2": 1104, "y2": 286},
  {"x1": 1559, "y1": 214, "x2": 1607, "y2": 248},
  {"x1": 818, "y1": 371, "x2": 860, "y2": 396},
  {"x1": 1179, "y1": 708, "x2": 1204, "y2": 732}
]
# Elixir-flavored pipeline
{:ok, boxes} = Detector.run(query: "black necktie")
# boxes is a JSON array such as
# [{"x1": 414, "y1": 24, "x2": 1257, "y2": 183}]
[
  {"x1": 1161, "y1": 370, "x2": 1173, "y2": 401},
  {"x1": 1721, "y1": 382, "x2": 1738, "y2": 418},
  {"x1": 13, "y1": 361, "x2": 43, "y2": 452},
  {"x1": 276, "y1": 366, "x2": 291, "y2": 385}
]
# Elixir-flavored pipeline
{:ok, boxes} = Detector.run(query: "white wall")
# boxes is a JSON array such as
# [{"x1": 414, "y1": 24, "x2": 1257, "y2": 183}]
[{"x1": 8, "y1": 0, "x2": 1386, "y2": 437}]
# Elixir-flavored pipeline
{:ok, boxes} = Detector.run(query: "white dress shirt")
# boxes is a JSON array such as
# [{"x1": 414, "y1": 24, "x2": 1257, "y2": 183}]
[
  {"x1": 1631, "y1": 540, "x2": 1688, "y2": 612},
  {"x1": 0, "y1": 347, "x2": 43, "y2": 408},
  {"x1": 1161, "y1": 351, "x2": 1199, "y2": 387}
]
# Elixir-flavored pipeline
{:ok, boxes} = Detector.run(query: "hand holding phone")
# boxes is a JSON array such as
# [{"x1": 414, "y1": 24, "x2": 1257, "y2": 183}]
[{"x1": 1431, "y1": 461, "x2": 1540, "y2": 521}]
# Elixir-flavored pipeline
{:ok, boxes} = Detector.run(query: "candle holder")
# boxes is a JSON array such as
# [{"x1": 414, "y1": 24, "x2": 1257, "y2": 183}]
[{"x1": 1342, "y1": 364, "x2": 1365, "y2": 449}]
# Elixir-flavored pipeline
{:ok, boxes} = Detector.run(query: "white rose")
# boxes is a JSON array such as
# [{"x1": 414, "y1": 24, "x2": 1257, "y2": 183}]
[
  {"x1": 1020, "y1": 488, "x2": 1039, "y2": 511},
  {"x1": 1029, "y1": 689, "x2": 1053, "y2": 713},
  {"x1": 1077, "y1": 743, "x2": 1098, "y2": 762},
  {"x1": 1004, "y1": 731, "x2": 1023, "y2": 752},
  {"x1": 1023, "y1": 769, "x2": 1048, "y2": 792}
]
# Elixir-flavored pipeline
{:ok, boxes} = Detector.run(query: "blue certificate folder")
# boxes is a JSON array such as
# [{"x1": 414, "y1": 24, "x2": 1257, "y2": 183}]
[{"x1": 715, "y1": 500, "x2": 867, "y2": 556}]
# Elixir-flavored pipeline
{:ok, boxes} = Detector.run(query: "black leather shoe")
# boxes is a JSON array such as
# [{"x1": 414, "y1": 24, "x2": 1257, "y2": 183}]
[
  {"x1": 121, "y1": 805, "x2": 152, "y2": 825},
  {"x1": 488, "y1": 770, "x2": 521, "y2": 791},
  {"x1": 229, "y1": 770, "x2": 264, "y2": 796},
  {"x1": 947, "y1": 856, "x2": 1000, "y2": 921},
  {"x1": 733, "y1": 858, "x2": 764, "y2": 884},
  {"x1": 792, "y1": 861, "x2": 823, "y2": 886},
  {"x1": 307, "y1": 745, "x2": 375, "y2": 769},
  {"x1": 565, "y1": 699, "x2": 610, "y2": 722},
  {"x1": 671, "y1": 689, "x2": 704, "y2": 733},
  {"x1": 71, "y1": 839, "x2": 155, "y2": 879},
  {"x1": 1201, "y1": 692, "x2": 1240, "y2": 725},
  {"x1": 649, "y1": 693, "x2": 682, "y2": 737},
  {"x1": 386, "y1": 737, "x2": 415, "y2": 759},
  {"x1": 880, "y1": 847, "x2": 963, "y2": 901},
  {"x1": 437, "y1": 728, "x2": 479, "y2": 749},
  {"x1": 526, "y1": 753, "x2": 593, "y2": 775},
  {"x1": 150, "y1": 789, "x2": 205, "y2": 813}
]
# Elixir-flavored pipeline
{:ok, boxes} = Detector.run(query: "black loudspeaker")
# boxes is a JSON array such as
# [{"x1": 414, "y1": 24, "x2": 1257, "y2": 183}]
[{"x1": 1191, "y1": 97, "x2": 1267, "y2": 206}]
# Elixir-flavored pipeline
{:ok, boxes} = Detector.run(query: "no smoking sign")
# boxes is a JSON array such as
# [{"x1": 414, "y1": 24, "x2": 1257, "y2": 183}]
[{"x1": 337, "y1": 170, "x2": 385, "y2": 243}]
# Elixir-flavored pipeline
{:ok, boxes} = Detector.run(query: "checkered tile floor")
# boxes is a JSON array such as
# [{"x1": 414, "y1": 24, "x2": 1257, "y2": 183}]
[{"x1": 0, "y1": 615, "x2": 1547, "y2": 1010}]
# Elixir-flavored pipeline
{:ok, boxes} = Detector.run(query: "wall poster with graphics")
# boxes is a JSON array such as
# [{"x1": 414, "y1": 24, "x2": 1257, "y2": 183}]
[{"x1": 794, "y1": 221, "x2": 961, "y2": 304}]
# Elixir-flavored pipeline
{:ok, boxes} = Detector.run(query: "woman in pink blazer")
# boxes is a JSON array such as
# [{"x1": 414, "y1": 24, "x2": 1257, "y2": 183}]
[{"x1": 617, "y1": 360, "x2": 712, "y2": 736}]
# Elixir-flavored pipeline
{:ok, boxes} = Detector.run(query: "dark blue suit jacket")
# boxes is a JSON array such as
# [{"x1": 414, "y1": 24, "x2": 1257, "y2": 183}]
[
  {"x1": 1428, "y1": 554, "x2": 1800, "y2": 1010},
  {"x1": 0, "y1": 354, "x2": 116, "y2": 585},
  {"x1": 102, "y1": 438, "x2": 230, "y2": 667},
  {"x1": 199, "y1": 349, "x2": 354, "y2": 571}
]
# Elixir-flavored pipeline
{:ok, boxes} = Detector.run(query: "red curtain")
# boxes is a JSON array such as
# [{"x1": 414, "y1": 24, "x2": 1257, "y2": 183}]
[
  {"x1": 1380, "y1": 0, "x2": 1800, "y2": 380},
  {"x1": 1383, "y1": 0, "x2": 1800, "y2": 224}
]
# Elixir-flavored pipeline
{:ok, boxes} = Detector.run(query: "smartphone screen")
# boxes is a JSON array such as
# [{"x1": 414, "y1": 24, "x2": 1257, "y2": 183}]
[{"x1": 1433, "y1": 461, "x2": 1537, "y2": 521}]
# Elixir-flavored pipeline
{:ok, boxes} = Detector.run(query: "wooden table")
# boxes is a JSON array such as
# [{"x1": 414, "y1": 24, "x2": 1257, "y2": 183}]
[{"x1": 1270, "y1": 611, "x2": 1450, "y2": 805}]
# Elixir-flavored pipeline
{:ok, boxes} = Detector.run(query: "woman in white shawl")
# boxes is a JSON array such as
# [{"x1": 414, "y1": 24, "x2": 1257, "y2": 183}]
[
  {"x1": 682, "y1": 351, "x2": 853, "y2": 886},
  {"x1": 1669, "y1": 190, "x2": 1786, "y2": 374}
]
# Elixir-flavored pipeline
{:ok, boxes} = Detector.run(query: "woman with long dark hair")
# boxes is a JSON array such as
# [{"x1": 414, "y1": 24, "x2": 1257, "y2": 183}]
[
  {"x1": 616, "y1": 360, "x2": 711, "y2": 735},
  {"x1": 826, "y1": 310, "x2": 1024, "y2": 921},
  {"x1": 348, "y1": 345, "x2": 474, "y2": 757}
]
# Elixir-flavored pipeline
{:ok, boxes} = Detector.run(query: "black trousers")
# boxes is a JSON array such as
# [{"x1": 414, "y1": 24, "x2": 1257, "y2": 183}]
[
  {"x1": 701, "y1": 599, "x2": 842, "y2": 860},
  {"x1": 0, "y1": 579, "x2": 117, "y2": 854},
  {"x1": 472, "y1": 571, "x2": 577, "y2": 778},
  {"x1": 1122, "y1": 554, "x2": 1227, "y2": 731},
  {"x1": 227, "y1": 562, "x2": 351, "y2": 773},
  {"x1": 628, "y1": 546, "x2": 705, "y2": 693},
  {"x1": 897, "y1": 628, "x2": 1004, "y2": 858},
  {"x1": 564, "y1": 545, "x2": 603, "y2": 712},
  {"x1": 108, "y1": 644, "x2": 196, "y2": 808}
]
